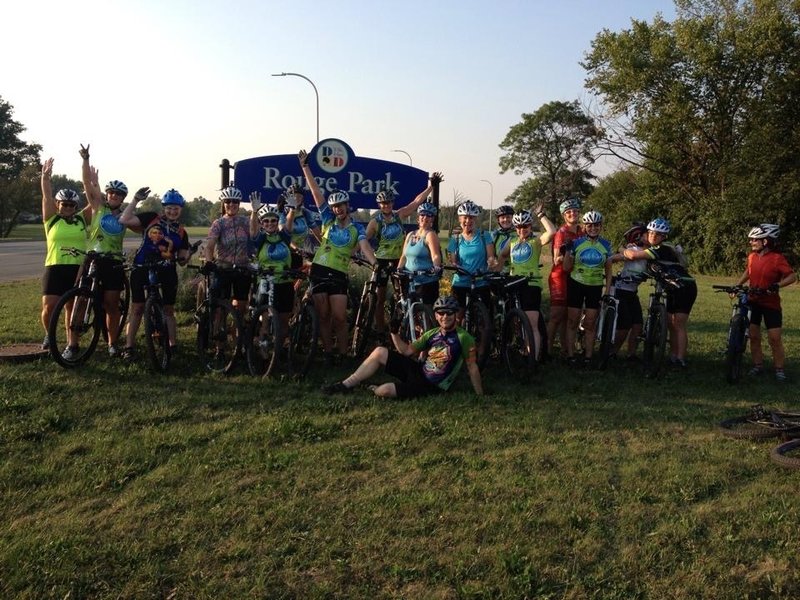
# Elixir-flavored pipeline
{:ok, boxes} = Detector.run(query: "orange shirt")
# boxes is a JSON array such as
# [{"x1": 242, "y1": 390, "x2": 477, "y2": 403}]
[{"x1": 747, "y1": 251, "x2": 794, "y2": 310}]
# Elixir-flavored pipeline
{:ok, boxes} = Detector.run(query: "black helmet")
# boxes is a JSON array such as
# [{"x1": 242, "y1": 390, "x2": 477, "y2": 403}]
[{"x1": 433, "y1": 296, "x2": 460, "y2": 313}]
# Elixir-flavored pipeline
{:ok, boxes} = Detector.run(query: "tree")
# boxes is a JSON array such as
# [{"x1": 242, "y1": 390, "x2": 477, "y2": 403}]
[
  {"x1": 186, "y1": 196, "x2": 214, "y2": 226},
  {"x1": 498, "y1": 100, "x2": 600, "y2": 216},
  {"x1": 582, "y1": 0, "x2": 800, "y2": 271},
  {"x1": 0, "y1": 96, "x2": 42, "y2": 237}
]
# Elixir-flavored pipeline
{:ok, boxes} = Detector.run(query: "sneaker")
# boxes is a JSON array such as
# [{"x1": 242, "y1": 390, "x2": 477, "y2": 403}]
[
  {"x1": 62, "y1": 346, "x2": 79, "y2": 361},
  {"x1": 748, "y1": 365, "x2": 764, "y2": 376},
  {"x1": 42, "y1": 335, "x2": 50, "y2": 350},
  {"x1": 121, "y1": 347, "x2": 136, "y2": 362},
  {"x1": 321, "y1": 381, "x2": 352, "y2": 394},
  {"x1": 107, "y1": 345, "x2": 119, "y2": 358},
  {"x1": 775, "y1": 370, "x2": 787, "y2": 382}
]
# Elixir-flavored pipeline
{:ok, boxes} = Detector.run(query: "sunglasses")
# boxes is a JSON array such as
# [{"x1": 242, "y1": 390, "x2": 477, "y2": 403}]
[
  {"x1": 261, "y1": 218, "x2": 278, "y2": 224},
  {"x1": 515, "y1": 224, "x2": 531, "y2": 229},
  {"x1": 223, "y1": 200, "x2": 240, "y2": 205},
  {"x1": 435, "y1": 310, "x2": 456, "y2": 316},
  {"x1": 107, "y1": 190, "x2": 125, "y2": 197},
  {"x1": 59, "y1": 202, "x2": 77, "y2": 208}
]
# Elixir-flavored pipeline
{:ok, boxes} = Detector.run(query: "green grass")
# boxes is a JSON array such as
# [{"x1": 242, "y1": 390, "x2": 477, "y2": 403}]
[{"x1": 2, "y1": 275, "x2": 800, "y2": 598}]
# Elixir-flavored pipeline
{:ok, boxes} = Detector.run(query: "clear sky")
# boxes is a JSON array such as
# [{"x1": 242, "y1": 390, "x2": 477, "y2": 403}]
[{"x1": 2, "y1": 0, "x2": 676, "y2": 210}]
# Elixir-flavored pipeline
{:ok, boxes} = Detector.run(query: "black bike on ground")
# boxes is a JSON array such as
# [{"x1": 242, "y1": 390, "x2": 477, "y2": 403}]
[{"x1": 48, "y1": 248, "x2": 129, "y2": 368}]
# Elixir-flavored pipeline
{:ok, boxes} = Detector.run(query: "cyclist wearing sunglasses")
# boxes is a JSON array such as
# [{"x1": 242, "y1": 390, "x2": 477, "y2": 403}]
[
  {"x1": 204, "y1": 187, "x2": 252, "y2": 315},
  {"x1": 40, "y1": 157, "x2": 87, "y2": 349},
  {"x1": 547, "y1": 197, "x2": 583, "y2": 359},
  {"x1": 321, "y1": 295, "x2": 483, "y2": 398}
]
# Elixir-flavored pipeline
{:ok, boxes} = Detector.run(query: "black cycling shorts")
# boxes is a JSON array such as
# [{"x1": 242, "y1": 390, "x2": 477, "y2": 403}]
[
  {"x1": 384, "y1": 351, "x2": 442, "y2": 398},
  {"x1": 665, "y1": 280, "x2": 697, "y2": 315},
  {"x1": 567, "y1": 278, "x2": 603, "y2": 310},
  {"x1": 451, "y1": 286, "x2": 491, "y2": 313},
  {"x1": 516, "y1": 284, "x2": 542, "y2": 312},
  {"x1": 309, "y1": 263, "x2": 349, "y2": 296},
  {"x1": 42, "y1": 264, "x2": 80, "y2": 296},
  {"x1": 95, "y1": 256, "x2": 126, "y2": 292},
  {"x1": 212, "y1": 268, "x2": 251, "y2": 302},
  {"x1": 375, "y1": 258, "x2": 400, "y2": 286},
  {"x1": 614, "y1": 288, "x2": 643, "y2": 330},
  {"x1": 130, "y1": 265, "x2": 179, "y2": 305},
  {"x1": 750, "y1": 304, "x2": 783, "y2": 330}
]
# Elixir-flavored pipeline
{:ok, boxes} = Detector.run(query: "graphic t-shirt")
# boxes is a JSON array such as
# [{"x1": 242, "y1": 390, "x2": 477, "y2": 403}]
[
  {"x1": 372, "y1": 211, "x2": 406, "y2": 259},
  {"x1": 570, "y1": 236, "x2": 612, "y2": 286},
  {"x1": 208, "y1": 215, "x2": 250, "y2": 266},
  {"x1": 312, "y1": 205, "x2": 366, "y2": 273},
  {"x1": 509, "y1": 236, "x2": 543, "y2": 287},
  {"x1": 411, "y1": 327, "x2": 476, "y2": 390},
  {"x1": 87, "y1": 204, "x2": 125, "y2": 254}
]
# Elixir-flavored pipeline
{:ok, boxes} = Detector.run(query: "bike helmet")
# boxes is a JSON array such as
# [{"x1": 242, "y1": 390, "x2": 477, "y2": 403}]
[
  {"x1": 161, "y1": 189, "x2": 185, "y2": 207},
  {"x1": 376, "y1": 191, "x2": 395, "y2": 204},
  {"x1": 559, "y1": 198, "x2": 582, "y2": 213},
  {"x1": 582, "y1": 210, "x2": 603, "y2": 225},
  {"x1": 55, "y1": 189, "x2": 80, "y2": 203},
  {"x1": 327, "y1": 190, "x2": 349, "y2": 206},
  {"x1": 495, "y1": 204, "x2": 514, "y2": 217},
  {"x1": 623, "y1": 222, "x2": 646, "y2": 245},
  {"x1": 748, "y1": 223, "x2": 780, "y2": 240},
  {"x1": 286, "y1": 183, "x2": 303, "y2": 195},
  {"x1": 219, "y1": 186, "x2": 243, "y2": 202},
  {"x1": 105, "y1": 180, "x2": 128, "y2": 195},
  {"x1": 457, "y1": 200, "x2": 482, "y2": 216},
  {"x1": 417, "y1": 202, "x2": 437, "y2": 216},
  {"x1": 647, "y1": 217, "x2": 671, "y2": 234},
  {"x1": 433, "y1": 295, "x2": 460, "y2": 313},
  {"x1": 512, "y1": 210, "x2": 533, "y2": 227},
  {"x1": 257, "y1": 204, "x2": 279, "y2": 220}
]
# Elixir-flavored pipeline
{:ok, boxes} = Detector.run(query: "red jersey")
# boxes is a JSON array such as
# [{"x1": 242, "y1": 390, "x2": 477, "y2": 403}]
[
  {"x1": 747, "y1": 250, "x2": 794, "y2": 310},
  {"x1": 550, "y1": 224, "x2": 582, "y2": 279}
]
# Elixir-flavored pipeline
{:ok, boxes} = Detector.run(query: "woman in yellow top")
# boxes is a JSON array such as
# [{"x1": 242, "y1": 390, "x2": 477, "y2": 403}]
[{"x1": 40, "y1": 157, "x2": 89, "y2": 353}]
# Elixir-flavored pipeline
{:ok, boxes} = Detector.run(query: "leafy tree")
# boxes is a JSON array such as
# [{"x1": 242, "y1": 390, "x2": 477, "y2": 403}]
[
  {"x1": 499, "y1": 100, "x2": 600, "y2": 216},
  {"x1": 187, "y1": 196, "x2": 214, "y2": 226},
  {"x1": 0, "y1": 96, "x2": 42, "y2": 236},
  {"x1": 583, "y1": 0, "x2": 800, "y2": 272}
]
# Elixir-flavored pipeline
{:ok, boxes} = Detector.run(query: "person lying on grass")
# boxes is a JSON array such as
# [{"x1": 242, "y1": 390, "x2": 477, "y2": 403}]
[{"x1": 321, "y1": 295, "x2": 484, "y2": 398}]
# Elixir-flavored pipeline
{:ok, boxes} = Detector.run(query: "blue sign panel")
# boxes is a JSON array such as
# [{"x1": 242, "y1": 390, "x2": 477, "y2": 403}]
[{"x1": 233, "y1": 138, "x2": 429, "y2": 211}]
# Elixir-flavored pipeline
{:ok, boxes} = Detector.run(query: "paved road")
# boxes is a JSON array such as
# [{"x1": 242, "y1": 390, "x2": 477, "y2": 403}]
[{"x1": 0, "y1": 240, "x2": 141, "y2": 283}]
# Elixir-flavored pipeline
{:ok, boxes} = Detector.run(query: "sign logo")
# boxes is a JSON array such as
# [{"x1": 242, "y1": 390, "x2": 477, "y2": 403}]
[{"x1": 317, "y1": 140, "x2": 349, "y2": 174}]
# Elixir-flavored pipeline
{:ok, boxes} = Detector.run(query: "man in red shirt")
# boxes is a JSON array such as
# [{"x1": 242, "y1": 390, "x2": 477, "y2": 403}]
[{"x1": 736, "y1": 224, "x2": 796, "y2": 381}]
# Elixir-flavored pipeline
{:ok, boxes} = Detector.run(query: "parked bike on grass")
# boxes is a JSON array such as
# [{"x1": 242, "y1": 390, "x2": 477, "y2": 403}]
[
  {"x1": 640, "y1": 264, "x2": 682, "y2": 378},
  {"x1": 485, "y1": 272, "x2": 537, "y2": 378},
  {"x1": 350, "y1": 255, "x2": 391, "y2": 359},
  {"x1": 48, "y1": 247, "x2": 129, "y2": 368},
  {"x1": 443, "y1": 265, "x2": 493, "y2": 370},
  {"x1": 712, "y1": 284, "x2": 767, "y2": 383},
  {"x1": 390, "y1": 268, "x2": 436, "y2": 345}
]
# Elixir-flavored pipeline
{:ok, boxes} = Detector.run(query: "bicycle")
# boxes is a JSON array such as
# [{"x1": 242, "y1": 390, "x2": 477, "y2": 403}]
[
  {"x1": 48, "y1": 247, "x2": 129, "y2": 368},
  {"x1": 286, "y1": 271, "x2": 321, "y2": 378},
  {"x1": 139, "y1": 258, "x2": 174, "y2": 372},
  {"x1": 718, "y1": 404, "x2": 800, "y2": 440},
  {"x1": 350, "y1": 255, "x2": 388, "y2": 359},
  {"x1": 485, "y1": 272, "x2": 536, "y2": 377},
  {"x1": 191, "y1": 264, "x2": 245, "y2": 374},
  {"x1": 390, "y1": 268, "x2": 437, "y2": 344},
  {"x1": 243, "y1": 265, "x2": 307, "y2": 378},
  {"x1": 639, "y1": 264, "x2": 682, "y2": 378},
  {"x1": 444, "y1": 265, "x2": 493, "y2": 370},
  {"x1": 594, "y1": 274, "x2": 645, "y2": 370},
  {"x1": 712, "y1": 284, "x2": 767, "y2": 383}
]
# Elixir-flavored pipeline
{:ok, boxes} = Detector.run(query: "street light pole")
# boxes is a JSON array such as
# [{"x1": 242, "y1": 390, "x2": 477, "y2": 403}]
[
  {"x1": 271, "y1": 72, "x2": 319, "y2": 142},
  {"x1": 480, "y1": 179, "x2": 494, "y2": 229},
  {"x1": 391, "y1": 149, "x2": 413, "y2": 166}
]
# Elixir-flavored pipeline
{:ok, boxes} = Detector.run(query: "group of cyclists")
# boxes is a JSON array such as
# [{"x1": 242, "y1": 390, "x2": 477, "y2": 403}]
[{"x1": 39, "y1": 145, "x2": 795, "y2": 392}]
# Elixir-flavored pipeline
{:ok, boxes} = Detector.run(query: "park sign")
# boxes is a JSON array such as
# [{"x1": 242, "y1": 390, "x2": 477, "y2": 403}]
[{"x1": 233, "y1": 138, "x2": 429, "y2": 211}]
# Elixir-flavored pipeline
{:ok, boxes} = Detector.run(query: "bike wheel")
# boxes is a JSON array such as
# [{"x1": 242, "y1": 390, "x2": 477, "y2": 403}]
[
  {"x1": 770, "y1": 439, "x2": 800, "y2": 469},
  {"x1": 116, "y1": 275, "x2": 131, "y2": 340},
  {"x1": 288, "y1": 302, "x2": 319, "y2": 377},
  {"x1": 144, "y1": 296, "x2": 171, "y2": 372},
  {"x1": 198, "y1": 299, "x2": 242, "y2": 374},
  {"x1": 351, "y1": 291, "x2": 377, "y2": 359},
  {"x1": 717, "y1": 415, "x2": 782, "y2": 440},
  {"x1": 597, "y1": 305, "x2": 617, "y2": 370},
  {"x1": 245, "y1": 305, "x2": 279, "y2": 377},
  {"x1": 48, "y1": 287, "x2": 101, "y2": 368},
  {"x1": 410, "y1": 304, "x2": 435, "y2": 342},
  {"x1": 502, "y1": 308, "x2": 536, "y2": 378},
  {"x1": 724, "y1": 314, "x2": 747, "y2": 384},
  {"x1": 466, "y1": 300, "x2": 493, "y2": 371},
  {"x1": 642, "y1": 304, "x2": 667, "y2": 378}
]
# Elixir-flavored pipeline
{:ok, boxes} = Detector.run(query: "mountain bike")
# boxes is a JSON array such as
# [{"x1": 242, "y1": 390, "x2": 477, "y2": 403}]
[
  {"x1": 640, "y1": 265, "x2": 682, "y2": 378},
  {"x1": 771, "y1": 438, "x2": 800, "y2": 470},
  {"x1": 350, "y1": 255, "x2": 388, "y2": 359},
  {"x1": 191, "y1": 264, "x2": 245, "y2": 374},
  {"x1": 444, "y1": 265, "x2": 493, "y2": 370},
  {"x1": 286, "y1": 272, "x2": 321, "y2": 377},
  {"x1": 485, "y1": 272, "x2": 536, "y2": 378},
  {"x1": 140, "y1": 259, "x2": 173, "y2": 372},
  {"x1": 243, "y1": 266, "x2": 307, "y2": 377},
  {"x1": 48, "y1": 247, "x2": 128, "y2": 368},
  {"x1": 594, "y1": 274, "x2": 645, "y2": 370},
  {"x1": 390, "y1": 268, "x2": 436, "y2": 344},
  {"x1": 712, "y1": 285, "x2": 767, "y2": 383},
  {"x1": 718, "y1": 404, "x2": 800, "y2": 440}
]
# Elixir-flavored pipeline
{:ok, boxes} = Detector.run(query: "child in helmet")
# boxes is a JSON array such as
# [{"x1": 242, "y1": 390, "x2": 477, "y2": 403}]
[{"x1": 735, "y1": 224, "x2": 796, "y2": 381}]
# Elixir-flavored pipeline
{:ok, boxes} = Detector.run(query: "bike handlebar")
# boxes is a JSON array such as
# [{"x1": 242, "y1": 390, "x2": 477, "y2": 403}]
[{"x1": 712, "y1": 284, "x2": 769, "y2": 296}]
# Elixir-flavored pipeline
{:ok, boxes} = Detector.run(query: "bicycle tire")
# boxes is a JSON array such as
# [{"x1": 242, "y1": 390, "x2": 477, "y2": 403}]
[
  {"x1": 770, "y1": 439, "x2": 800, "y2": 469},
  {"x1": 288, "y1": 302, "x2": 319, "y2": 377},
  {"x1": 642, "y1": 303, "x2": 667, "y2": 378},
  {"x1": 144, "y1": 296, "x2": 171, "y2": 372},
  {"x1": 198, "y1": 299, "x2": 242, "y2": 374},
  {"x1": 596, "y1": 305, "x2": 617, "y2": 370},
  {"x1": 717, "y1": 415, "x2": 783, "y2": 440},
  {"x1": 48, "y1": 287, "x2": 101, "y2": 368},
  {"x1": 351, "y1": 291, "x2": 377, "y2": 359},
  {"x1": 502, "y1": 308, "x2": 536, "y2": 378},
  {"x1": 100, "y1": 274, "x2": 131, "y2": 343},
  {"x1": 724, "y1": 313, "x2": 747, "y2": 384},
  {"x1": 408, "y1": 303, "x2": 435, "y2": 343},
  {"x1": 245, "y1": 305, "x2": 279, "y2": 377},
  {"x1": 466, "y1": 300, "x2": 493, "y2": 371}
]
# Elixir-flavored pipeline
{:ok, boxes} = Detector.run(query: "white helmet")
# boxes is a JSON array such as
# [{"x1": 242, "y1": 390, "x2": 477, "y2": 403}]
[
  {"x1": 327, "y1": 190, "x2": 349, "y2": 206},
  {"x1": 647, "y1": 217, "x2": 671, "y2": 234},
  {"x1": 748, "y1": 223, "x2": 779, "y2": 240},
  {"x1": 457, "y1": 200, "x2": 481, "y2": 216},
  {"x1": 219, "y1": 186, "x2": 243, "y2": 202},
  {"x1": 581, "y1": 210, "x2": 603, "y2": 225},
  {"x1": 512, "y1": 210, "x2": 533, "y2": 227}
]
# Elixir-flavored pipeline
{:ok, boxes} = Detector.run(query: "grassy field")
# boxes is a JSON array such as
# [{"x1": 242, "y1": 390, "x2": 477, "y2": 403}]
[{"x1": 2, "y1": 273, "x2": 800, "y2": 598}]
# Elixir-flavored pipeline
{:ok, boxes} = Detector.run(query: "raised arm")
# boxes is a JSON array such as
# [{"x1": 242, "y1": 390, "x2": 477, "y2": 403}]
[
  {"x1": 533, "y1": 201, "x2": 556, "y2": 245},
  {"x1": 298, "y1": 150, "x2": 325, "y2": 209},
  {"x1": 79, "y1": 144, "x2": 104, "y2": 210},
  {"x1": 41, "y1": 158, "x2": 56, "y2": 221},
  {"x1": 119, "y1": 187, "x2": 150, "y2": 230},
  {"x1": 249, "y1": 191, "x2": 262, "y2": 237},
  {"x1": 396, "y1": 172, "x2": 441, "y2": 220}
]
